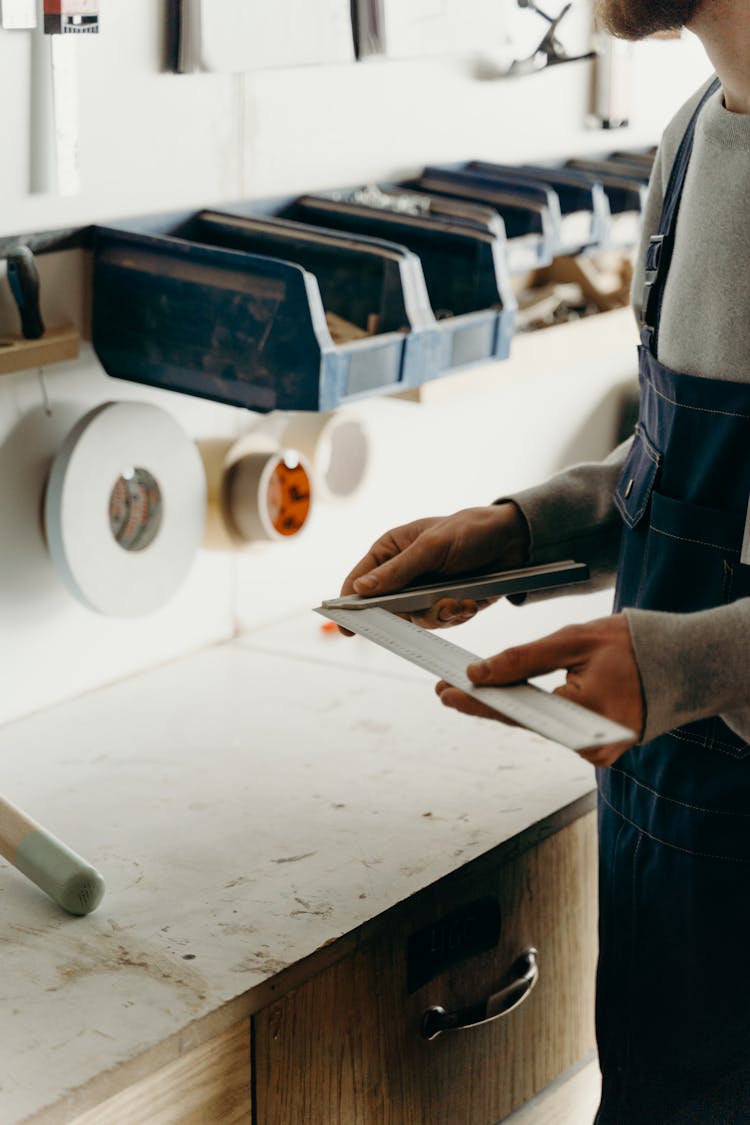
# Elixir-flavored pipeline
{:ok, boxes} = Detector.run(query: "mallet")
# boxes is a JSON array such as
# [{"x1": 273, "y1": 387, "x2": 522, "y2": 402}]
[{"x1": 0, "y1": 795, "x2": 104, "y2": 915}]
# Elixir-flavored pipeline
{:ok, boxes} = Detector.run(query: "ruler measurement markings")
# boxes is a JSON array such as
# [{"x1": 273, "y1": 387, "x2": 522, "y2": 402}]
[{"x1": 315, "y1": 605, "x2": 635, "y2": 752}]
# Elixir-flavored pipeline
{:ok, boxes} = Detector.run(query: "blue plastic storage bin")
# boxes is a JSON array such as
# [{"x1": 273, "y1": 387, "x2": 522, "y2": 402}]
[
  {"x1": 468, "y1": 162, "x2": 611, "y2": 255},
  {"x1": 92, "y1": 212, "x2": 445, "y2": 412},
  {"x1": 406, "y1": 168, "x2": 560, "y2": 273},
  {"x1": 234, "y1": 185, "x2": 517, "y2": 369}
]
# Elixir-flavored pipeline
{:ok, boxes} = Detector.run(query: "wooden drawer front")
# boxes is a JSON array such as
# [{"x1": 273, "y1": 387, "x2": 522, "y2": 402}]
[
  {"x1": 71, "y1": 1021, "x2": 252, "y2": 1125},
  {"x1": 254, "y1": 811, "x2": 597, "y2": 1125}
]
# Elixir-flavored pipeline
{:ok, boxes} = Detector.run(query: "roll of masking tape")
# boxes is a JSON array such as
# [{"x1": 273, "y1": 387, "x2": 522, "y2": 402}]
[
  {"x1": 44, "y1": 401, "x2": 206, "y2": 616},
  {"x1": 200, "y1": 434, "x2": 313, "y2": 550}
]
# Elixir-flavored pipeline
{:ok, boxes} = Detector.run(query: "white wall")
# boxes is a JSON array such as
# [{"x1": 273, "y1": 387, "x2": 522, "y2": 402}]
[{"x1": 0, "y1": 2, "x2": 712, "y2": 726}]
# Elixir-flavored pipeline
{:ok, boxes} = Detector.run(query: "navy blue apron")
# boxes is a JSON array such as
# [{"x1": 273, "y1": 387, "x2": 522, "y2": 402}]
[{"x1": 595, "y1": 78, "x2": 750, "y2": 1124}]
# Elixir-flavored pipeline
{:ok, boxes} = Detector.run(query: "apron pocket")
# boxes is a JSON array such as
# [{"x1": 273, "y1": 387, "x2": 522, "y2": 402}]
[
  {"x1": 645, "y1": 493, "x2": 750, "y2": 759},
  {"x1": 614, "y1": 425, "x2": 661, "y2": 529},
  {"x1": 645, "y1": 491, "x2": 743, "y2": 613}
]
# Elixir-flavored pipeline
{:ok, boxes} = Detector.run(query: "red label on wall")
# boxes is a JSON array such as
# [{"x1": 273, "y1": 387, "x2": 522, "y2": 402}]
[{"x1": 44, "y1": 0, "x2": 99, "y2": 14}]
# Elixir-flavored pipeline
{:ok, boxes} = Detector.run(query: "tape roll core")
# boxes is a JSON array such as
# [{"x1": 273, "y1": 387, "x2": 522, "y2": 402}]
[{"x1": 225, "y1": 449, "x2": 312, "y2": 542}]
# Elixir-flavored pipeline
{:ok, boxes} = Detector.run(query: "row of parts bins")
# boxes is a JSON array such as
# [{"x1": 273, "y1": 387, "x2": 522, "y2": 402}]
[{"x1": 91, "y1": 148, "x2": 655, "y2": 414}]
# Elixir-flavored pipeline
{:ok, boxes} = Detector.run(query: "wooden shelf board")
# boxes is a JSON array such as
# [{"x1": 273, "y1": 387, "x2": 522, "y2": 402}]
[{"x1": 0, "y1": 324, "x2": 80, "y2": 375}]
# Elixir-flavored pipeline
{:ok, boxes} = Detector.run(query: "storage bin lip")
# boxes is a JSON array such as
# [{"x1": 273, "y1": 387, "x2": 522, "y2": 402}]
[
  {"x1": 328, "y1": 327, "x2": 409, "y2": 351},
  {"x1": 409, "y1": 174, "x2": 556, "y2": 231},
  {"x1": 422, "y1": 163, "x2": 559, "y2": 208},
  {"x1": 565, "y1": 157, "x2": 650, "y2": 186},
  {"x1": 294, "y1": 191, "x2": 504, "y2": 248},
  {"x1": 95, "y1": 207, "x2": 428, "y2": 273},
  {"x1": 93, "y1": 222, "x2": 313, "y2": 282},
  {"x1": 567, "y1": 169, "x2": 645, "y2": 199},
  {"x1": 473, "y1": 159, "x2": 592, "y2": 190},
  {"x1": 200, "y1": 207, "x2": 425, "y2": 268}
]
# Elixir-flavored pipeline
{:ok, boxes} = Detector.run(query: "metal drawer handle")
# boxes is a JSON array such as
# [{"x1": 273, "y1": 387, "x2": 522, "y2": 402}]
[{"x1": 420, "y1": 947, "x2": 539, "y2": 1041}]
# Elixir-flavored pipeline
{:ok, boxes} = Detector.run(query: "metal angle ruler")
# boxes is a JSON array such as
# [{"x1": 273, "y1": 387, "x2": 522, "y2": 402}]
[
  {"x1": 315, "y1": 605, "x2": 635, "y2": 752},
  {"x1": 322, "y1": 560, "x2": 589, "y2": 613}
]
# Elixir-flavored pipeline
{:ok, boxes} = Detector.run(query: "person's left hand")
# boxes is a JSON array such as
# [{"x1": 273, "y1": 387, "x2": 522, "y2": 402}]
[{"x1": 435, "y1": 614, "x2": 644, "y2": 767}]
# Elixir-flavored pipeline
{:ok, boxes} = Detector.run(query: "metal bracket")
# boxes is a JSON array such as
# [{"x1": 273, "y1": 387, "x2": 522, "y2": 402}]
[{"x1": 505, "y1": 0, "x2": 595, "y2": 77}]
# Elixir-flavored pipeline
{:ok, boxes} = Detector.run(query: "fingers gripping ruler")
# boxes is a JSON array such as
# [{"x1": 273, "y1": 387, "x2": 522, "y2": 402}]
[{"x1": 315, "y1": 605, "x2": 635, "y2": 752}]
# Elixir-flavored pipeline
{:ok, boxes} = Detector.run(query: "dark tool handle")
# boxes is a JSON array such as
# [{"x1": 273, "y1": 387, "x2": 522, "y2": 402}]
[
  {"x1": 421, "y1": 947, "x2": 539, "y2": 1041},
  {"x1": 6, "y1": 246, "x2": 45, "y2": 339}
]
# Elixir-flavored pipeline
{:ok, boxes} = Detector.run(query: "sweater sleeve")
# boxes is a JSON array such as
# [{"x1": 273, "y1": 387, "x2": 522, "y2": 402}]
[
  {"x1": 626, "y1": 602, "x2": 750, "y2": 744},
  {"x1": 502, "y1": 437, "x2": 632, "y2": 594}
]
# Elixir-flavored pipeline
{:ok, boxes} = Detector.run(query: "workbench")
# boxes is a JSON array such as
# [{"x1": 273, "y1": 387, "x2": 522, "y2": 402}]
[{"x1": 0, "y1": 611, "x2": 598, "y2": 1124}]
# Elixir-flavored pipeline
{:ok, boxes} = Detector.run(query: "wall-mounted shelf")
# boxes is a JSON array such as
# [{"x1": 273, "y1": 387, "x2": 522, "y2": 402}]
[{"x1": 0, "y1": 324, "x2": 80, "y2": 375}]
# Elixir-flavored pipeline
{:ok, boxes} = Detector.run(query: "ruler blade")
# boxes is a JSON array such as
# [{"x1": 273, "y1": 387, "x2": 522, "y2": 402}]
[
  {"x1": 322, "y1": 560, "x2": 589, "y2": 613},
  {"x1": 315, "y1": 605, "x2": 635, "y2": 752}
]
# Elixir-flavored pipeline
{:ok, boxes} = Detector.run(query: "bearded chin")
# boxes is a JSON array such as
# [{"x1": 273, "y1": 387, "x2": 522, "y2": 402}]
[{"x1": 595, "y1": 0, "x2": 699, "y2": 39}]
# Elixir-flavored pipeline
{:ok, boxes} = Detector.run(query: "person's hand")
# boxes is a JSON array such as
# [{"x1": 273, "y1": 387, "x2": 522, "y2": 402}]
[
  {"x1": 339, "y1": 504, "x2": 530, "y2": 631},
  {"x1": 435, "y1": 614, "x2": 644, "y2": 766}
]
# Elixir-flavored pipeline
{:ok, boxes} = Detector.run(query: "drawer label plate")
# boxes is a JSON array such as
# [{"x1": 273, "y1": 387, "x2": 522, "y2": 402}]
[{"x1": 407, "y1": 896, "x2": 502, "y2": 993}]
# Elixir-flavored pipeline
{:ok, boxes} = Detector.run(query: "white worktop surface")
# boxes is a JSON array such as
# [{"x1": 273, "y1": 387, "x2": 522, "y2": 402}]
[{"x1": 0, "y1": 612, "x2": 596, "y2": 1124}]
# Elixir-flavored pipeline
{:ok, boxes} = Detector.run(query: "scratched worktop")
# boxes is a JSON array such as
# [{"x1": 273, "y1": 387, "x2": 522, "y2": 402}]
[{"x1": 0, "y1": 612, "x2": 596, "y2": 1124}]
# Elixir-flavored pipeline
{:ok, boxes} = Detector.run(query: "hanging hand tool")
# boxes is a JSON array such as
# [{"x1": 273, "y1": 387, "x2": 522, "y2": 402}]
[
  {"x1": 499, "y1": 0, "x2": 595, "y2": 78},
  {"x1": 5, "y1": 247, "x2": 45, "y2": 340}
]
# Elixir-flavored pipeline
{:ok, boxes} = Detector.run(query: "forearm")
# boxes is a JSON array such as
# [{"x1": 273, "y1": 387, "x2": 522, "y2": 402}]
[{"x1": 626, "y1": 600, "x2": 750, "y2": 742}]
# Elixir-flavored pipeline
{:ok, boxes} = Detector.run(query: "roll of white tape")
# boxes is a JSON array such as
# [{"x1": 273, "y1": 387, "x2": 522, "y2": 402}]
[{"x1": 44, "y1": 402, "x2": 206, "y2": 617}]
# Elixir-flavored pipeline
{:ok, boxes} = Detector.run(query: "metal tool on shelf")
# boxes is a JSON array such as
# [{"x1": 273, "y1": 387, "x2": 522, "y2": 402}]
[
  {"x1": 4, "y1": 246, "x2": 45, "y2": 339},
  {"x1": 481, "y1": 0, "x2": 595, "y2": 79}
]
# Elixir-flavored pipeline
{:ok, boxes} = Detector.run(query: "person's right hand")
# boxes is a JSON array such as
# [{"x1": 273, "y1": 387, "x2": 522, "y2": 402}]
[{"x1": 339, "y1": 502, "x2": 530, "y2": 631}]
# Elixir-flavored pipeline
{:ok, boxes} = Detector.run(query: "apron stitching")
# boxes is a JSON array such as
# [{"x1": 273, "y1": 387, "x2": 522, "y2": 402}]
[
  {"x1": 647, "y1": 380, "x2": 750, "y2": 420},
  {"x1": 598, "y1": 788, "x2": 750, "y2": 864},
  {"x1": 634, "y1": 526, "x2": 652, "y2": 608},
  {"x1": 666, "y1": 727, "x2": 750, "y2": 756},
  {"x1": 637, "y1": 436, "x2": 660, "y2": 464},
  {"x1": 614, "y1": 489, "x2": 653, "y2": 527},
  {"x1": 723, "y1": 558, "x2": 735, "y2": 603},
  {"x1": 610, "y1": 815, "x2": 628, "y2": 890},
  {"x1": 619, "y1": 831, "x2": 643, "y2": 1120},
  {"x1": 650, "y1": 525, "x2": 740, "y2": 553},
  {"x1": 609, "y1": 765, "x2": 750, "y2": 818}
]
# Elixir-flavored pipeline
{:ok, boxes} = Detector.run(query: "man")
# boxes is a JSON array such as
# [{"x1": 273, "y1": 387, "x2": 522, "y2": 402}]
[{"x1": 339, "y1": 2, "x2": 750, "y2": 1120}]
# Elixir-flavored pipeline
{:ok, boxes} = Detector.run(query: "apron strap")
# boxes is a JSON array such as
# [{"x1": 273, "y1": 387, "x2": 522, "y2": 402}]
[{"x1": 641, "y1": 76, "x2": 721, "y2": 351}]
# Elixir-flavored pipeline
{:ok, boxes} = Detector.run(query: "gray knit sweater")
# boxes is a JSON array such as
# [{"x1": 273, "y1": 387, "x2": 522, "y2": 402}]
[{"x1": 511, "y1": 77, "x2": 750, "y2": 743}]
